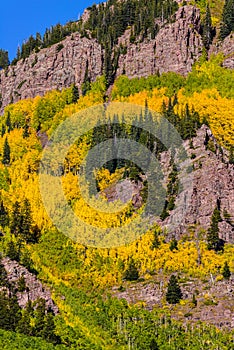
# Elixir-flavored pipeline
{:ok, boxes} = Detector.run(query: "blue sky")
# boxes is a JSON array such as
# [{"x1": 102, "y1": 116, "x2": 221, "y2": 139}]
[{"x1": 0, "y1": 0, "x2": 97, "y2": 61}]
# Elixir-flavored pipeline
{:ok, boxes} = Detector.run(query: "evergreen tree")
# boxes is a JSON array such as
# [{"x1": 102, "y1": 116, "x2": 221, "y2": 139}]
[
  {"x1": 21, "y1": 199, "x2": 33, "y2": 242},
  {"x1": 0, "y1": 254, "x2": 8, "y2": 287},
  {"x1": 0, "y1": 200, "x2": 9, "y2": 227},
  {"x1": 0, "y1": 49, "x2": 9, "y2": 69},
  {"x1": 170, "y1": 236, "x2": 178, "y2": 251},
  {"x1": 229, "y1": 146, "x2": 234, "y2": 164},
  {"x1": 207, "y1": 206, "x2": 222, "y2": 252},
  {"x1": 5, "y1": 240, "x2": 20, "y2": 261},
  {"x1": 192, "y1": 294, "x2": 197, "y2": 307},
  {"x1": 23, "y1": 123, "x2": 30, "y2": 138},
  {"x1": 2, "y1": 137, "x2": 11, "y2": 165},
  {"x1": 1, "y1": 124, "x2": 6, "y2": 137},
  {"x1": 10, "y1": 201, "x2": 22, "y2": 236},
  {"x1": 150, "y1": 230, "x2": 160, "y2": 250},
  {"x1": 202, "y1": 3, "x2": 213, "y2": 50},
  {"x1": 71, "y1": 84, "x2": 79, "y2": 103},
  {"x1": 34, "y1": 298, "x2": 46, "y2": 337},
  {"x1": 123, "y1": 258, "x2": 139, "y2": 281},
  {"x1": 150, "y1": 338, "x2": 159, "y2": 350},
  {"x1": 166, "y1": 275, "x2": 182, "y2": 304},
  {"x1": 222, "y1": 261, "x2": 231, "y2": 279},
  {"x1": 6, "y1": 112, "x2": 12, "y2": 132},
  {"x1": 220, "y1": 0, "x2": 234, "y2": 40},
  {"x1": 16, "y1": 303, "x2": 33, "y2": 336},
  {"x1": 7, "y1": 294, "x2": 22, "y2": 330},
  {"x1": 17, "y1": 275, "x2": 27, "y2": 292}
]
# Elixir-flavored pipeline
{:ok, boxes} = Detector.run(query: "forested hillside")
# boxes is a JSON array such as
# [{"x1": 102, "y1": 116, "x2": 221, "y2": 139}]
[{"x1": 0, "y1": 0, "x2": 234, "y2": 348}]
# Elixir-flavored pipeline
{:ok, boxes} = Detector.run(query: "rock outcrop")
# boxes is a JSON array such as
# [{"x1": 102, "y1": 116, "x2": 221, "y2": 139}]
[
  {"x1": 116, "y1": 6, "x2": 203, "y2": 78},
  {"x1": 210, "y1": 33, "x2": 234, "y2": 69},
  {"x1": 0, "y1": 6, "x2": 204, "y2": 113},
  {"x1": 0, "y1": 34, "x2": 103, "y2": 113},
  {"x1": 161, "y1": 125, "x2": 234, "y2": 243},
  {"x1": 2, "y1": 257, "x2": 58, "y2": 313}
]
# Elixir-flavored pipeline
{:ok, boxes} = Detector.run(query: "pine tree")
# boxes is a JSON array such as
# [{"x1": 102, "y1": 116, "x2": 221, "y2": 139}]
[
  {"x1": 10, "y1": 201, "x2": 22, "y2": 236},
  {"x1": 0, "y1": 49, "x2": 9, "y2": 69},
  {"x1": 150, "y1": 338, "x2": 159, "y2": 350},
  {"x1": 0, "y1": 200, "x2": 9, "y2": 227},
  {"x1": 166, "y1": 275, "x2": 182, "y2": 304},
  {"x1": 123, "y1": 258, "x2": 139, "y2": 281},
  {"x1": 1, "y1": 124, "x2": 6, "y2": 137},
  {"x1": 207, "y1": 206, "x2": 222, "y2": 252},
  {"x1": 21, "y1": 199, "x2": 33, "y2": 242},
  {"x1": 222, "y1": 261, "x2": 231, "y2": 279},
  {"x1": 17, "y1": 275, "x2": 27, "y2": 292},
  {"x1": 71, "y1": 84, "x2": 79, "y2": 103},
  {"x1": 5, "y1": 240, "x2": 20, "y2": 261},
  {"x1": 150, "y1": 230, "x2": 160, "y2": 250},
  {"x1": 229, "y1": 146, "x2": 234, "y2": 165},
  {"x1": 23, "y1": 123, "x2": 30, "y2": 138},
  {"x1": 0, "y1": 254, "x2": 8, "y2": 287},
  {"x1": 220, "y1": 0, "x2": 234, "y2": 40},
  {"x1": 192, "y1": 294, "x2": 197, "y2": 307},
  {"x1": 2, "y1": 137, "x2": 11, "y2": 165},
  {"x1": 202, "y1": 3, "x2": 213, "y2": 50},
  {"x1": 6, "y1": 112, "x2": 12, "y2": 132},
  {"x1": 170, "y1": 236, "x2": 178, "y2": 251},
  {"x1": 34, "y1": 298, "x2": 46, "y2": 337}
]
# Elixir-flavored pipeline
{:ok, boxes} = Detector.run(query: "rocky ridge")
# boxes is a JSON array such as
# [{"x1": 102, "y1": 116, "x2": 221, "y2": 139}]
[
  {"x1": 0, "y1": 5, "x2": 203, "y2": 113},
  {"x1": 113, "y1": 275, "x2": 234, "y2": 330},
  {"x1": 1, "y1": 257, "x2": 58, "y2": 313},
  {"x1": 161, "y1": 125, "x2": 234, "y2": 243}
]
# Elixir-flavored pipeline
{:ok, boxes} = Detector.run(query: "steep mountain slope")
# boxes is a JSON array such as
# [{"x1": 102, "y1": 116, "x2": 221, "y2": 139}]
[
  {"x1": 0, "y1": 0, "x2": 233, "y2": 348},
  {"x1": 0, "y1": 3, "x2": 233, "y2": 113}
]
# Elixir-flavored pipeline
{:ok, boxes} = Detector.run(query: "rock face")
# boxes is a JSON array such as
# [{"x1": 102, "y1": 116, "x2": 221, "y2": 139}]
[
  {"x1": 116, "y1": 6, "x2": 203, "y2": 78},
  {"x1": 161, "y1": 125, "x2": 234, "y2": 243},
  {"x1": 0, "y1": 33, "x2": 103, "y2": 113},
  {"x1": 210, "y1": 34, "x2": 234, "y2": 69},
  {"x1": 113, "y1": 275, "x2": 234, "y2": 330},
  {"x1": 0, "y1": 6, "x2": 203, "y2": 113},
  {"x1": 2, "y1": 257, "x2": 58, "y2": 313}
]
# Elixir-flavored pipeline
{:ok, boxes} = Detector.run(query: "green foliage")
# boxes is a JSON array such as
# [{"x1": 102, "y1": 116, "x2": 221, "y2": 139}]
[
  {"x1": 0, "y1": 329, "x2": 66, "y2": 349},
  {"x1": 166, "y1": 275, "x2": 183, "y2": 304},
  {"x1": 202, "y1": 3, "x2": 213, "y2": 50},
  {"x1": 112, "y1": 72, "x2": 185, "y2": 99},
  {"x1": 207, "y1": 206, "x2": 223, "y2": 252},
  {"x1": 192, "y1": 294, "x2": 197, "y2": 307},
  {"x1": 220, "y1": 0, "x2": 234, "y2": 39},
  {"x1": 185, "y1": 55, "x2": 234, "y2": 99},
  {"x1": 2, "y1": 138, "x2": 11, "y2": 165},
  {"x1": 0, "y1": 200, "x2": 9, "y2": 227},
  {"x1": 0, "y1": 255, "x2": 8, "y2": 287},
  {"x1": 222, "y1": 261, "x2": 231, "y2": 279},
  {"x1": 150, "y1": 230, "x2": 161, "y2": 250},
  {"x1": 17, "y1": 275, "x2": 27, "y2": 292},
  {"x1": 169, "y1": 236, "x2": 178, "y2": 251},
  {"x1": 0, "y1": 49, "x2": 9, "y2": 69},
  {"x1": 123, "y1": 258, "x2": 139, "y2": 281}
]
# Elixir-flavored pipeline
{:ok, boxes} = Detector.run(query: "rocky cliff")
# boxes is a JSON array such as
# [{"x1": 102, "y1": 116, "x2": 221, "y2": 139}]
[
  {"x1": 116, "y1": 6, "x2": 203, "y2": 77},
  {"x1": 0, "y1": 34, "x2": 103, "y2": 113},
  {"x1": 161, "y1": 125, "x2": 234, "y2": 243},
  {"x1": 0, "y1": 5, "x2": 204, "y2": 113},
  {"x1": 2, "y1": 257, "x2": 58, "y2": 313}
]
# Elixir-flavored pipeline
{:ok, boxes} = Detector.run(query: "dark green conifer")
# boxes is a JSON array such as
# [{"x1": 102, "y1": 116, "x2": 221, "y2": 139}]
[
  {"x1": 202, "y1": 3, "x2": 213, "y2": 50},
  {"x1": 207, "y1": 206, "x2": 222, "y2": 252},
  {"x1": 2, "y1": 137, "x2": 11, "y2": 165},
  {"x1": 222, "y1": 261, "x2": 231, "y2": 279},
  {"x1": 166, "y1": 275, "x2": 182, "y2": 304},
  {"x1": 123, "y1": 258, "x2": 139, "y2": 281},
  {"x1": 220, "y1": 0, "x2": 234, "y2": 40}
]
